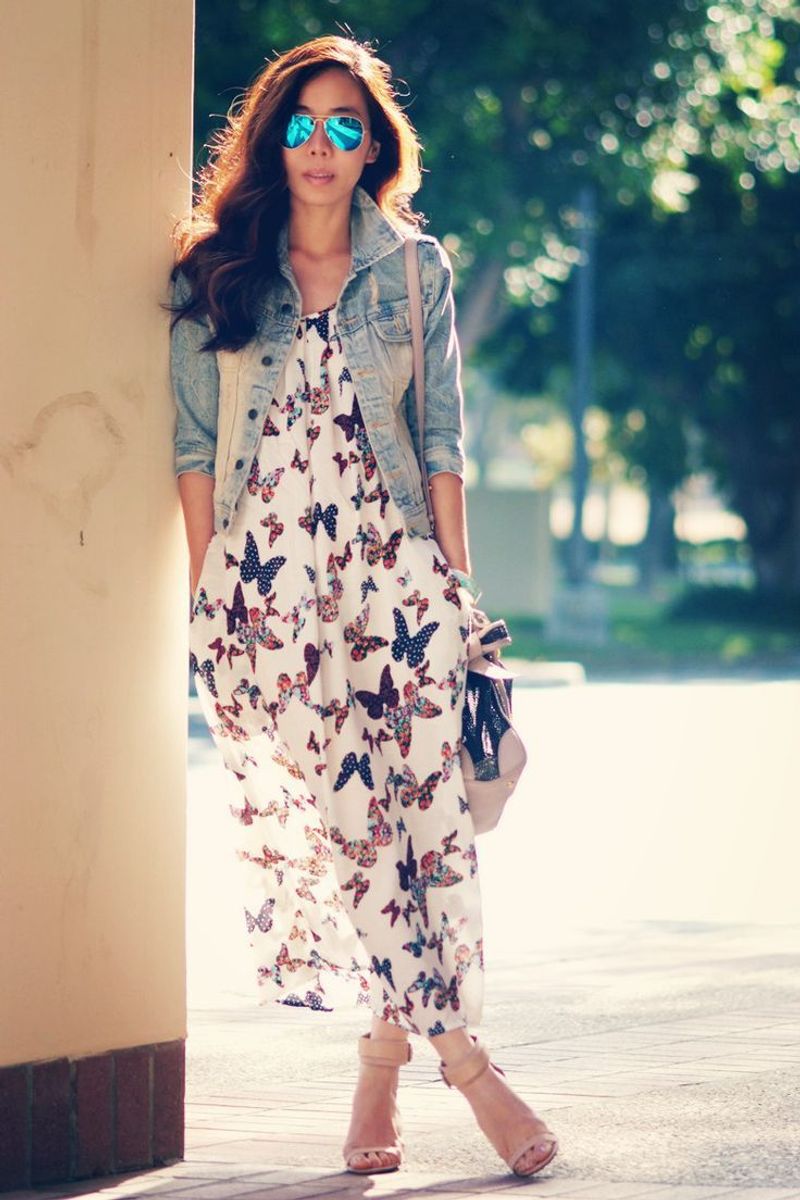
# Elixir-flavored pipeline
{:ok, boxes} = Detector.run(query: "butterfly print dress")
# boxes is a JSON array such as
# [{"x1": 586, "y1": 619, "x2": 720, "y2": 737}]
[{"x1": 188, "y1": 300, "x2": 484, "y2": 1036}]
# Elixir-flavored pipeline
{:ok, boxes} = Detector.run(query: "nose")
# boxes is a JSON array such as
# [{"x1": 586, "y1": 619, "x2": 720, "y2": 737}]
[{"x1": 309, "y1": 119, "x2": 332, "y2": 153}]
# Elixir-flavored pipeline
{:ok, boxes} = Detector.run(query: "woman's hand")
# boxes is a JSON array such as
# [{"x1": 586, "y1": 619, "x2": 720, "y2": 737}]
[{"x1": 178, "y1": 471, "x2": 216, "y2": 596}]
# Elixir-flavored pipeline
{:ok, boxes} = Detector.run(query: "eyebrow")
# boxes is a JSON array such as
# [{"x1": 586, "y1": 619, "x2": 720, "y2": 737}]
[{"x1": 295, "y1": 104, "x2": 362, "y2": 115}]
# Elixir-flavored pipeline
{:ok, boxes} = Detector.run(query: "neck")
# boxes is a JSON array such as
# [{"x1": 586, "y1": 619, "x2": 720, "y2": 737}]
[{"x1": 287, "y1": 192, "x2": 353, "y2": 259}]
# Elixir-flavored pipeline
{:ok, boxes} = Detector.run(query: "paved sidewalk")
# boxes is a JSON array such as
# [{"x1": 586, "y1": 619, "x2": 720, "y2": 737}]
[
  {"x1": 181, "y1": 932, "x2": 800, "y2": 1199},
  {"x1": 7, "y1": 921, "x2": 800, "y2": 1199}
]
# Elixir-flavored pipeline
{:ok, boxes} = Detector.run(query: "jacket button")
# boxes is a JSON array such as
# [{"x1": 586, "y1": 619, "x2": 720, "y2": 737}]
[
  {"x1": 235, "y1": 458, "x2": 244, "y2": 470},
  {"x1": 222, "y1": 518, "x2": 229, "y2": 528},
  {"x1": 281, "y1": 302, "x2": 292, "y2": 314},
  {"x1": 261, "y1": 355, "x2": 273, "y2": 366},
  {"x1": 248, "y1": 408, "x2": 258, "y2": 419}
]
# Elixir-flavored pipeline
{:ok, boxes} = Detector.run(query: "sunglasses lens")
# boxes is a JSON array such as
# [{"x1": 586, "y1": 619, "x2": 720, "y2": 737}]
[
  {"x1": 282, "y1": 114, "x2": 365, "y2": 151},
  {"x1": 326, "y1": 116, "x2": 364, "y2": 151},
  {"x1": 282, "y1": 114, "x2": 315, "y2": 149}
]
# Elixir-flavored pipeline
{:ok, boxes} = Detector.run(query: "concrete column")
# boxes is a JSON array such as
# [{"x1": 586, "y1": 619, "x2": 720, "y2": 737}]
[{"x1": 0, "y1": 1, "x2": 193, "y2": 1188}]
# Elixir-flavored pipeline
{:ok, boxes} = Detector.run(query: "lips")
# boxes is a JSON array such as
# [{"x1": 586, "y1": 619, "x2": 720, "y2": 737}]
[{"x1": 303, "y1": 171, "x2": 334, "y2": 182}]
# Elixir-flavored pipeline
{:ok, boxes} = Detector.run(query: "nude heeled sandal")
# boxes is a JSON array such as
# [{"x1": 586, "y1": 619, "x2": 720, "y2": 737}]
[
  {"x1": 439, "y1": 1036, "x2": 559, "y2": 1177},
  {"x1": 343, "y1": 1033, "x2": 413, "y2": 1174}
]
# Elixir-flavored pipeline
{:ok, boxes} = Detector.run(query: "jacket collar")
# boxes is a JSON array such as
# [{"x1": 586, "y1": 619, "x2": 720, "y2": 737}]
[{"x1": 276, "y1": 184, "x2": 406, "y2": 277}]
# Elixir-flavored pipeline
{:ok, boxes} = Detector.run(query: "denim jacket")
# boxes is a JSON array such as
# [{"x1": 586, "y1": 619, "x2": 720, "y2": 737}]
[{"x1": 169, "y1": 184, "x2": 466, "y2": 538}]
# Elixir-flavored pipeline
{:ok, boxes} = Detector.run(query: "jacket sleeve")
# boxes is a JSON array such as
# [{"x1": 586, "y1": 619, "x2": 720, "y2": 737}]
[
  {"x1": 420, "y1": 238, "x2": 467, "y2": 480},
  {"x1": 169, "y1": 270, "x2": 219, "y2": 478}
]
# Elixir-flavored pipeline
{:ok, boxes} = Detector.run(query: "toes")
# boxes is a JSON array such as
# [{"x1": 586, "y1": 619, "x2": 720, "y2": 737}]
[
  {"x1": 513, "y1": 1141, "x2": 555, "y2": 1175},
  {"x1": 349, "y1": 1149, "x2": 398, "y2": 1171},
  {"x1": 516, "y1": 1148, "x2": 539, "y2": 1172}
]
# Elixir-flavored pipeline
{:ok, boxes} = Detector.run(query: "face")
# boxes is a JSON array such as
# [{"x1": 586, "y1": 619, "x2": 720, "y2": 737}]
[{"x1": 281, "y1": 66, "x2": 381, "y2": 207}]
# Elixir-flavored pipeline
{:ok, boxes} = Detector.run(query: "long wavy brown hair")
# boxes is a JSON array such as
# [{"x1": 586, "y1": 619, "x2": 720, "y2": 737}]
[{"x1": 164, "y1": 34, "x2": 426, "y2": 353}]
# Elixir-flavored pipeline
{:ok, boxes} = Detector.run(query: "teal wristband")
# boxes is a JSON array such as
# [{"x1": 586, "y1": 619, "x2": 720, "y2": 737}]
[{"x1": 450, "y1": 567, "x2": 481, "y2": 601}]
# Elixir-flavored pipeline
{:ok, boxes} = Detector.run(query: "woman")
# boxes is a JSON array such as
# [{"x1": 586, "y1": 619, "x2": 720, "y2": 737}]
[{"x1": 167, "y1": 33, "x2": 558, "y2": 1180}]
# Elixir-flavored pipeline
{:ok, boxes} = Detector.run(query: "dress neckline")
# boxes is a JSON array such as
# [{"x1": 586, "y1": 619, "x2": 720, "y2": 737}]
[{"x1": 301, "y1": 301, "x2": 337, "y2": 319}]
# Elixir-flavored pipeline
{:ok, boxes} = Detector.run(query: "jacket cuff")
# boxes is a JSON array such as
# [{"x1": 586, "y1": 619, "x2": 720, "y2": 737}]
[
  {"x1": 175, "y1": 449, "x2": 216, "y2": 478},
  {"x1": 424, "y1": 445, "x2": 466, "y2": 479}
]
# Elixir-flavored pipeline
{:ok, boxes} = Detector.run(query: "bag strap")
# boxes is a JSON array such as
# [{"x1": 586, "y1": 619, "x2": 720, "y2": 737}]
[
  {"x1": 404, "y1": 237, "x2": 435, "y2": 531},
  {"x1": 404, "y1": 240, "x2": 506, "y2": 662},
  {"x1": 466, "y1": 619, "x2": 513, "y2": 665}
]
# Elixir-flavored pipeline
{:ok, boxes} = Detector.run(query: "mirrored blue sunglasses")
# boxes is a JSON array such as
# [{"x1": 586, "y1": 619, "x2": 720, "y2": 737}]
[{"x1": 282, "y1": 113, "x2": 365, "y2": 152}]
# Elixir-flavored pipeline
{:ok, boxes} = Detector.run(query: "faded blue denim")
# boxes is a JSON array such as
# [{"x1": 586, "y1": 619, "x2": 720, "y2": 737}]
[{"x1": 169, "y1": 184, "x2": 466, "y2": 538}]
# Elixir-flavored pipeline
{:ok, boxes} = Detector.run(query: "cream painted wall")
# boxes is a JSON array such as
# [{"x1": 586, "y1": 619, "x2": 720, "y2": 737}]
[{"x1": 0, "y1": 0, "x2": 194, "y2": 1065}]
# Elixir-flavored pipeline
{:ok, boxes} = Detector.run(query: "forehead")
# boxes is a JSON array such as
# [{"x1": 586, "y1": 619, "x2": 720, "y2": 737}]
[{"x1": 295, "y1": 68, "x2": 367, "y2": 118}]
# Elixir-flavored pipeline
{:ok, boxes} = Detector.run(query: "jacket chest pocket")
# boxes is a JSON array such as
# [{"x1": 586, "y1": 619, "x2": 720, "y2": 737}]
[{"x1": 369, "y1": 309, "x2": 413, "y2": 403}]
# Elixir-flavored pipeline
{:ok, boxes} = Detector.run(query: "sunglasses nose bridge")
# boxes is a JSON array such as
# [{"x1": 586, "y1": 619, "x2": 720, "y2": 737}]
[{"x1": 307, "y1": 117, "x2": 334, "y2": 151}]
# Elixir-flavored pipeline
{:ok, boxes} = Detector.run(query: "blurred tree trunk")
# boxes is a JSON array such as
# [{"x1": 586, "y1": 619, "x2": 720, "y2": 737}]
[
  {"x1": 737, "y1": 480, "x2": 800, "y2": 596},
  {"x1": 639, "y1": 485, "x2": 678, "y2": 593},
  {"x1": 458, "y1": 256, "x2": 506, "y2": 359},
  {"x1": 567, "y1": 183, "x2": 596, "y2": 586},
  {"x1": 706, "y1": 417, "x2": 800, "y2": 598},
  {"x1": 457, "y1": 257, "x2": 507, "y2": 487}
]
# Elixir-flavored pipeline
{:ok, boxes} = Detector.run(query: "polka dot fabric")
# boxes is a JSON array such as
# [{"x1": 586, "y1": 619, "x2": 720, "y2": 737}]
[{"x1": 188, "y1": 300, "x2": 484, "y2": 1034}]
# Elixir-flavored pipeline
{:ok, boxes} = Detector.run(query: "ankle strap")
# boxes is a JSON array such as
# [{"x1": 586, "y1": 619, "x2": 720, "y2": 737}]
[
  {"x1": 358, "y1": 1032, "x2": 413, "y2": 1067},
  {"x1": 440, "y1": 1038, "x2": 491, "y2": 1089}
]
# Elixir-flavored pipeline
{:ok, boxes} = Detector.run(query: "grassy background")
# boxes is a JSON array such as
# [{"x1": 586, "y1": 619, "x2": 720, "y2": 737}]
[{"x1": 504, "y1": 582, "x2": 800, "y2": 675}]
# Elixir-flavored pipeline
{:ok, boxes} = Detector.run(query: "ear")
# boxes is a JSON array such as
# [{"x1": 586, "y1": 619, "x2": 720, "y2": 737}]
[{"x1": 366, "y1": 139, "x2": 381, "y2": 163}]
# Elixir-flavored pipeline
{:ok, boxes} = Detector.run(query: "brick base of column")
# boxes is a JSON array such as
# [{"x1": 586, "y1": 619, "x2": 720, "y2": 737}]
[{"x1": 0, "y1": 1039, "x2": 184, "y2": 1192}]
